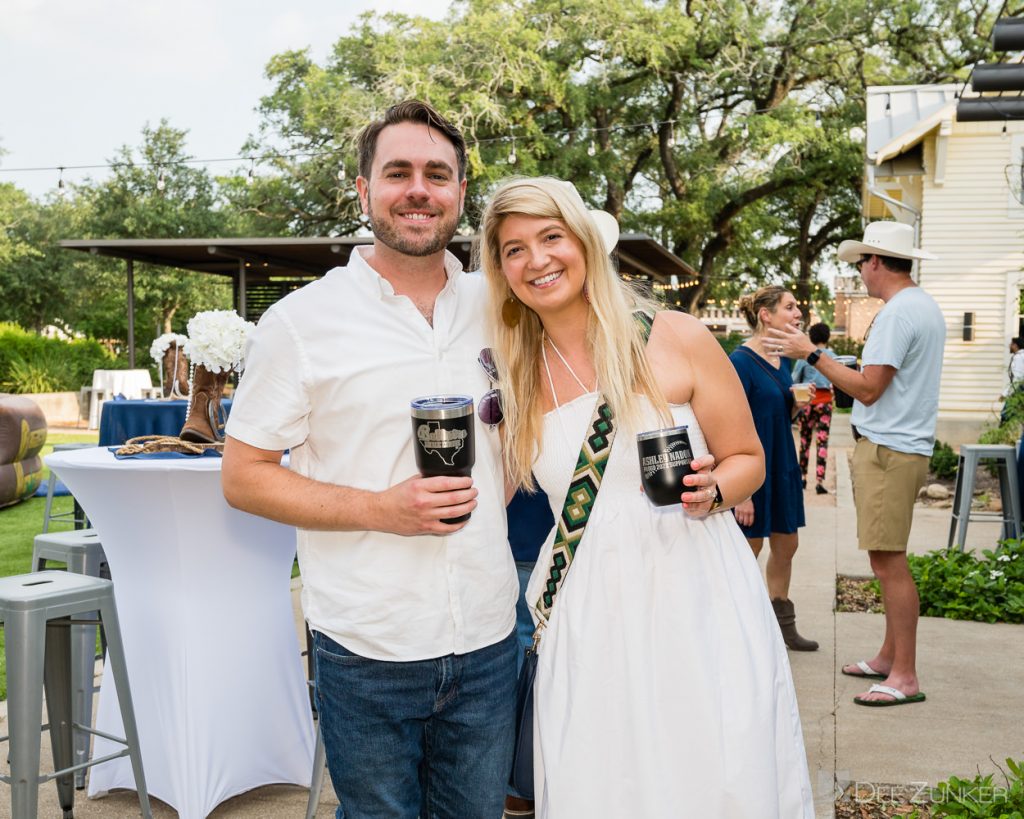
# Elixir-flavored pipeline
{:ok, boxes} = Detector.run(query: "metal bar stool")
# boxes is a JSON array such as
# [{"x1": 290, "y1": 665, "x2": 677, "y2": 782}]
[
  {"x1": 947, "y1": 444, "x2": 1024, "y2": 551},
  {"x1": 32, "y1": 529, "x2": 109, "y2": 790},
  {"x1": 42, "y1": 444, "x2": 95, "y2": 534},
  {"x1": 305, "y1": 720, "x2": 328, "y2": 819},
  {"x1": 0, "y1": 571, "x2": 151, "y2": 819}
]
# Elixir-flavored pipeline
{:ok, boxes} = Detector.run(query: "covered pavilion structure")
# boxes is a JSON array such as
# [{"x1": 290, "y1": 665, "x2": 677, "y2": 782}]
[{"x1": 60, "y1": 234, "x2": 695, "y2": 366}]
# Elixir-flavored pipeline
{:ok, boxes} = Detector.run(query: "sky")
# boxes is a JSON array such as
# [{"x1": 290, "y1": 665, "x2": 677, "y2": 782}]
[{"x1": 0, "y1": 0, "x2": 452, "y2": 198}]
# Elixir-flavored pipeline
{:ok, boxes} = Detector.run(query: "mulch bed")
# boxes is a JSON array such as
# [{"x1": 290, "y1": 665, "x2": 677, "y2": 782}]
[
  {"x1": 836, "y1": 575, "x2": 884, "y2": 614},
  {"x1": 835, "y1": 782, "x2": 932, "y2": 817}
]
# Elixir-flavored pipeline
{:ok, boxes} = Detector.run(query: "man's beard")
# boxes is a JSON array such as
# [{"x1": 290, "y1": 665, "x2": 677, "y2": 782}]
[{"x1": 367, "y1": 201, "x2": 460, "y2": 258}]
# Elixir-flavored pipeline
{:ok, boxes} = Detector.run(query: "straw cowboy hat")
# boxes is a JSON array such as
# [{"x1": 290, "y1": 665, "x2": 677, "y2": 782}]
[{"x1": 837, "y1": 221, "x2": 938, "y2": 263}]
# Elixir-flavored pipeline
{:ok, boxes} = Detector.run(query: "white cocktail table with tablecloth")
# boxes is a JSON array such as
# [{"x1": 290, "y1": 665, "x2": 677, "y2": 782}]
[{"x1": 45, "y1": 447, "x2": 314, "y2": 818}]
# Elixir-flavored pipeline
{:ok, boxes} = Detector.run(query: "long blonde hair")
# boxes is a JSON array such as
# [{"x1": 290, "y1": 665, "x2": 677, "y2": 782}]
[{"x1": 478, "y1": 176, "x2": 668, "y2": 491}]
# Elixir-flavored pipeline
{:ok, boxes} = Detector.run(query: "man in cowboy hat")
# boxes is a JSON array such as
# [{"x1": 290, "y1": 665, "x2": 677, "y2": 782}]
[{"x1": 768, "y1": 220, "x2": 945, "y2": 708}]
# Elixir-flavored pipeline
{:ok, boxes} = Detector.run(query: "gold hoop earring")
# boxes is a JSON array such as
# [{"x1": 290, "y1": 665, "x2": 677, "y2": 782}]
[{"x1": 502, "y1": 294, "x2": 522, "y2": 329}]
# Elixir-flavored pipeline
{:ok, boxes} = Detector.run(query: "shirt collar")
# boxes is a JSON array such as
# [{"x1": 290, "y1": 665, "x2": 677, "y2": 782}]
[{"x1": 346, "y1": 245, "x2": 464, "y2": 299}]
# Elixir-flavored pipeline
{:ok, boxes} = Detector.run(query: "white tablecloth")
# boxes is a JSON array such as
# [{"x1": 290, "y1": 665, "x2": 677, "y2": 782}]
[
  {"x1": 46, "y1": 447, "x2": 314, "y2": 818},
  {"x1": 87, "y1": 370, "x2": 160, "y2": 428}
]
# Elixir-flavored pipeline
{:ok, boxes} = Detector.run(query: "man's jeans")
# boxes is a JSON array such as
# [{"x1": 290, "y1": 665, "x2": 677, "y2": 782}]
[{"x1": 313, "y1": 629, "x2": 517, "y2": 819}]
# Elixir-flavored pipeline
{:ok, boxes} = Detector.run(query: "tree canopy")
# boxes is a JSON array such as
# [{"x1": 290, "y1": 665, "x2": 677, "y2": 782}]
[
  {"x1": 239, "y1": 0, "x2": 1001, "y2": 311},
  {"x1": 0, "y1": 0, "x2": 1009, "y2": 360}
]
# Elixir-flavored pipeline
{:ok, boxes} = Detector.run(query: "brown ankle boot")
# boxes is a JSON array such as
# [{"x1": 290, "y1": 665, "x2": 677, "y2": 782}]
[
  {"x1": 771, "y1": 598, "x2": 819, "y2": 651},
  {"x1": 161, "y1": 344, "x2": 190, "y2": 399},
  {"x1": 180, "y1": 365, "x2": 229, "y2": 443}
]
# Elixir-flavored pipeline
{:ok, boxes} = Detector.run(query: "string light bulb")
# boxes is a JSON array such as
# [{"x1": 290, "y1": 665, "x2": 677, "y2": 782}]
[
  {"x1": 156, "y1": 168, "x2": 166, "y2": 192},
  {"x1": 588, "y1": 140, "x2": 597, "y2": 157},
  {"x1": 57, "y1": 167, "x2": 66, "y2": 197},
  {"x1": 508, "y1": 134, "x2": 517, "y2": 165},
  {"x1": 338, "y1": 165, "x2": 346, "y2": 182},
  {"x1": 247, "y1": 158, "x2": 256, "y2": 185},
  {"x1": 667, "y1": 122, "x2": 676, "y2": 148}
]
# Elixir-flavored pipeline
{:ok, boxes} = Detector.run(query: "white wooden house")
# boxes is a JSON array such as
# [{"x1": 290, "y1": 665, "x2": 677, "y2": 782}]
[{"x1": 863, "y1": 84, "x2": 1024, "y2": 444}]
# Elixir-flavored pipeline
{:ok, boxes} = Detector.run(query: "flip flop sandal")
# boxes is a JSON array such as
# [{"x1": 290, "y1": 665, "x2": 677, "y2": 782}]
[
  {"x1": 854, "y1": 683, "x2": 926, "y2": 707},
  {"x1": 841, "y1": 660, "x2": 886, "y2": 680}
]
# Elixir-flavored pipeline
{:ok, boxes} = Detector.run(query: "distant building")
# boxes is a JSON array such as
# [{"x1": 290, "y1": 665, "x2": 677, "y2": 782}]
[
  {"x1": 832, "y1": 274, "x2": 883, "y2": 342},
  {"x1": 861, "y1": 84, "x2": 1024, "y2": 443}
]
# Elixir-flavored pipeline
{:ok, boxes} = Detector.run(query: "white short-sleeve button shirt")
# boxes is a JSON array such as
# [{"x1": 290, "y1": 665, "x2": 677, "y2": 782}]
[{"x1": 226, "y1": 247, "x2": 517, "y2": 661}]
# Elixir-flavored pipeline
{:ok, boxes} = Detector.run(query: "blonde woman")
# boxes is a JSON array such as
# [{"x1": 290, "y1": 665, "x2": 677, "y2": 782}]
[
  {"x1": 480, "y1": 177, "x2": 813, "y2": 819},
  {"x1": 730, "y1": 287, "x2": 817, "y2": 651}
]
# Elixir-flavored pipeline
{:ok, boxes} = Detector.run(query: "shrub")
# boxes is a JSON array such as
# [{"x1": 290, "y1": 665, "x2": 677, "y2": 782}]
[
  {"x1": 908, "y1": 539, "x2": 1024, "y2": 624},
  {"x1": 830, "y1": 336, "x2": 864, "y2": 358},
  {"x1": 979, "y1": 389, "x2": 1024, "y2": 447},
  {"x1": 715, "y1": 332, "x2": 746, "y2": 355},
  {"x1": 930, "y1": 440, "x2": 958, "y2": 480},
  {"x1": 0, "y1": 323, "x2": 120, "y2": 393},
  {"x1": 910, "y1": 758, "x2": 1024, "y2": 818}
]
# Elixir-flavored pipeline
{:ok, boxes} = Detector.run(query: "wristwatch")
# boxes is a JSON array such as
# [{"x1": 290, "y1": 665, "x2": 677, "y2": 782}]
[
  {"x1": 806, "y1": 349, "x2": 822, "y2": 367},
  {"x1": 709, "y1": 482, "x2": 724, "y2": 512}
]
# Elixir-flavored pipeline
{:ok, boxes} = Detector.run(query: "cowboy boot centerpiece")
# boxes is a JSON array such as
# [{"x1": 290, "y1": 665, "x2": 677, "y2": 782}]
[
  {"x1": 150, "y1": 332, "x2": 190, "y2": 399},
  {"x1": 180, "y1": 310, "x2": 255, "y2": 444},
  {"x1": 180, "y1": 364, "x2": 230, "y2": 443},
  {"x1": 162, "y1": 343, "x2": 190, "y2": 399}
]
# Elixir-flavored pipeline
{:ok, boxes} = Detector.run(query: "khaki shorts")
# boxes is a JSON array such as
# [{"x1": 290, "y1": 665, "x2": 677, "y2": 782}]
[{"x1": 851, "y1": 438, "x2": 928, "y2": 552}]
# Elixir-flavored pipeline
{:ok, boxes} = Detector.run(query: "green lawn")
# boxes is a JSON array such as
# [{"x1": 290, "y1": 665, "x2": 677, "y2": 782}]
[{"x1": 0, "y1": 431, "x2": 99, "y2": 699}]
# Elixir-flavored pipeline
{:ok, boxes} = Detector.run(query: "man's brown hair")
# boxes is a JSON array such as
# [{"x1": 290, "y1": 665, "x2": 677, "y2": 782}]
[{"x1": 356, "y1": 100, "x2": 467, "y2": 181}]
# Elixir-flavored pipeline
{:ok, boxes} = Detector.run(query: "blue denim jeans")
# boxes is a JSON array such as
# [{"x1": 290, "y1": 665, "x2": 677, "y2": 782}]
[
  {"x1": 313, "y1": 629, "x2": 517, "y2": 819},
  {"x1": 512, "y1": 561, "x2": 536, "y2": 675}
]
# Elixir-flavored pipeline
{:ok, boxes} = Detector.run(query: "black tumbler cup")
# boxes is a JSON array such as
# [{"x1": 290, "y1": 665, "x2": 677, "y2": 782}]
[
  {"x1": 411, "y1": 395, "x2": 476, "y2": 524},
  {"x1": 637, "y1": 425, "x2": 695, "y2": 507}
]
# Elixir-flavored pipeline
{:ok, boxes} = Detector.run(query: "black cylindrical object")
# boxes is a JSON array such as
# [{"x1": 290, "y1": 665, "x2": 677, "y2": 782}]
[
  {"x1": 993, "y1": 18, "x2": 1024, "y2": 51},
  {"x1": 637, "y1": 425, "x2": 695, "y2": 507},
  {"x1": 411, "y1": 395, "x2": 475, "y2": 524},
  {"x1": 833, "y1": 356, "x2": 859, "y2": 409},
  {"x1": 956, "y1": 97, "x2": 1024, "y2": 122},
  {"x1": 972, "y1": 63, "x2": 1024, "y2": 92}
]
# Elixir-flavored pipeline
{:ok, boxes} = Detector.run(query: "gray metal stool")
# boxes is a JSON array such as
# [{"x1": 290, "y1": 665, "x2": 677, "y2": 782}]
[
  {"x1": 42, "y1": 444, "x2": 94, "y2": 534},
  {"x1": 947, "y1": 444, "x2": 1023, "y2": 551},
  {"x1": 305, "y1": 721, "x2": 327, "y2": 819},
  {"x1": 32, "y1": 530, "x2": 108, "y2": 790},
  {"x1": 0, "y1": 571, "x2": 151, "y2": 819}
]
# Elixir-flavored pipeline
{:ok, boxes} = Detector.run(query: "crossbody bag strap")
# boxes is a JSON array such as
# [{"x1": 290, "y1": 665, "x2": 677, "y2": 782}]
[
  {"x1": 533, "y1": 310, "x2": 654, "y2": 627},
  {"x1": 736, "y1": 345, "x2": 794, "y2": 410}
]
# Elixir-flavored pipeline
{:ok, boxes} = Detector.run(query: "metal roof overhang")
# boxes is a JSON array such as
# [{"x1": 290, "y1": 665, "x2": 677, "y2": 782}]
[
  {"x1": 61, "y1": 235, "x2": 695, "y2": 366},
  {"x1": 871, "y1": 101, "x2": 956, "y2": 166},
  {"x1": 60, "y1": 234, "x2": 694, "y2": 282}
]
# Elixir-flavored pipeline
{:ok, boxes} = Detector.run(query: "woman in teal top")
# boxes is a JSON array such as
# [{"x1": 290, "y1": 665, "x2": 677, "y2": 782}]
[{"x1": 729, "y1": 286, "x2": 817, "y2": 651}]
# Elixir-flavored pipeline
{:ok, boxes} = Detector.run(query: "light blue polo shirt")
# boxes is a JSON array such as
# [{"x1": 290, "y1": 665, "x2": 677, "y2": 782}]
[{"x1": 851, "y1": 286, "x2": 945, "y2": 457}]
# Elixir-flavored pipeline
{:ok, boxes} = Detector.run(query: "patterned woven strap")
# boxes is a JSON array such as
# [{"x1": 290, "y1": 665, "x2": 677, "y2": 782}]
[
  {"x1": 535, "y1": 399, "x2": 615, "y2": 623},
  {"x1": 532, "y1": 310, "x2": 654, "y2": 626}
]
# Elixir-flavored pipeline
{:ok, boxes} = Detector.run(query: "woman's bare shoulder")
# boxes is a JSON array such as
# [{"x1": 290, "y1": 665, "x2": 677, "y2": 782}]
[{"x1": 652, "y1": 310, "x2": 717, "y2": 348}]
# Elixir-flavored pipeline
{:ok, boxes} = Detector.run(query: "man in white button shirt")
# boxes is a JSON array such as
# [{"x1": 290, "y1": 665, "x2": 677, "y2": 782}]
[{"x1": 222, "y1": 100, "x2": 518, "y2": 818}]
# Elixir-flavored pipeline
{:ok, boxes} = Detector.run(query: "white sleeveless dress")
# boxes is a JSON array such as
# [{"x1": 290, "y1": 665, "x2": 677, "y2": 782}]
[{"x1": 526, "y1": 395, "x2": 814, "y2": 819}]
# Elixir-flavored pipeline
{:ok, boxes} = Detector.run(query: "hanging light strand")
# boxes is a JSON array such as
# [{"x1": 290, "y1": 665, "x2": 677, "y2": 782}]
[{"x1": 3, "y1": 108, "x2": 832, "y2": 184}]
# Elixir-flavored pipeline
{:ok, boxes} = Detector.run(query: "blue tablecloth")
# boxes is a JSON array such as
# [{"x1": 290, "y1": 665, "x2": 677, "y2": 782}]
[{"x1": 99, "y1": 398, "x2": 233, "y2": 447}]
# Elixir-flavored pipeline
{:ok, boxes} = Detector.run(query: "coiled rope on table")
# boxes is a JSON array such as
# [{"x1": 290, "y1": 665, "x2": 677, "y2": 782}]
[{"x1": 115, "y1": 435, "x2": 223, "y2": 456}]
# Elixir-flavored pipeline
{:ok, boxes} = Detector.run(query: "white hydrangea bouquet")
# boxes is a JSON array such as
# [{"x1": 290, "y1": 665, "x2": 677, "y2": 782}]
[
  {"x1": 183, "y1": 310, "x2": 255, "y2": 374},
  {"x1": 179, "y1": 310, "x2": 256, "y2": 444},
  {"x1": 150, "y1": 332, "x2": 188, "y2": 364},
  {"x1": 150, "y1": 332, "x2": 190, "y2": 399}
]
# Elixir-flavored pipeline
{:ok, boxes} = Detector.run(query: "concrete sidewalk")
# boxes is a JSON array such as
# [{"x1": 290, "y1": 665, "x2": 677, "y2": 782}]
[
  {"x1": 11, "y1": 414, "x2": 1024, "y2": 817},
  {"x1": 790, "y1": 414, "x2": 1023, "y2": 818}
]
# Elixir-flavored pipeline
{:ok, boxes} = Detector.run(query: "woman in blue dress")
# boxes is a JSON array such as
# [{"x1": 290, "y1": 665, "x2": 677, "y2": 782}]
[{"x1": 729, "y1": 286, "x2": 818, "y2": 651}]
